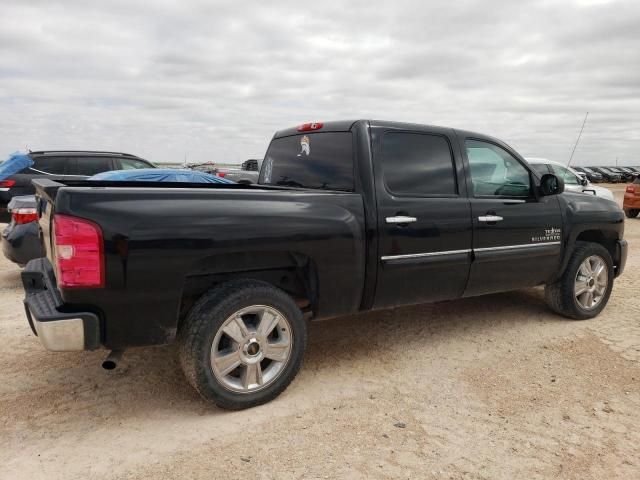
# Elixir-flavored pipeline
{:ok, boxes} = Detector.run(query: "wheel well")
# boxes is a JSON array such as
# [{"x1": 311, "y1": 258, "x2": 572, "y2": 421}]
[
  {"x1": 177, "y1": 252, "x2": 318, "y2": 330},
  {"x1": 575, "y1": 230, "x2": 616, "y2": 260}
]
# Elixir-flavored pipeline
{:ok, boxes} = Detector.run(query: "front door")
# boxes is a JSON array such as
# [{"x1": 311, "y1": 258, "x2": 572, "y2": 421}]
[
  {"x1": 461, "y1": 137, "x2": 563, "y2": 297},
  {"x1": 373, "y1": 127, "x2": 472, "y2": 309}
]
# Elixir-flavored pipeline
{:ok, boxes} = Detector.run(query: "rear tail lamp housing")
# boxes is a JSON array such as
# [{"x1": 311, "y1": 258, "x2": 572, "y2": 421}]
[
  {"x1": 53, "y1": 214, "x2": 104, "y2": 288},
  {"x1": 0, "y1": 180, "x2": 16, "y2": 189},
  {"x1": 11, "y1": 207, "x2": 38, "y2": 225}
]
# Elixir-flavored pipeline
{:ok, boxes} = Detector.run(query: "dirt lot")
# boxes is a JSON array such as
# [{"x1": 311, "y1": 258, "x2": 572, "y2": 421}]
[{"x1": 1, "y1": 184, "x2": 639, "y2": 480}]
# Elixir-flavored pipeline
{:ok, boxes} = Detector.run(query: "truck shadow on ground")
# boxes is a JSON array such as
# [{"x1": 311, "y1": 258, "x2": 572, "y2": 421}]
[{"x1": 4, "y1": 287, "x2": 564, "y2": 427}]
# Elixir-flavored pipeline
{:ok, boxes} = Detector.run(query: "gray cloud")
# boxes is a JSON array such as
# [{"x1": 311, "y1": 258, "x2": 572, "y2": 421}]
[{"x1": 0, "y1": 0, "x2": 638, "y2": 165}]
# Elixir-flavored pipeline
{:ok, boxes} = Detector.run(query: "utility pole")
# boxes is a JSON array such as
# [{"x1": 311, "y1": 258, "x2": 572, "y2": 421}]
[
  {"x1": 568, "y1": 112, "x2": 589, "y2": 167},
  {"x1": 616, "y1": 156, "x2": 618, "y2": 167}
]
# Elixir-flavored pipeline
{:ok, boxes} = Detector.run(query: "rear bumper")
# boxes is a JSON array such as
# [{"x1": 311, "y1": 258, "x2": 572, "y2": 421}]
[
  {"x1": 614, "y1": 239, "x2": 628, "y2": 278},
  {"x1": 22, "y1": 258, "x2": 100, "y2": 351}
]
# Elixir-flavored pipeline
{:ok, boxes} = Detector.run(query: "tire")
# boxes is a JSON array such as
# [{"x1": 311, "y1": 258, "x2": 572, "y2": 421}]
[
  {"x1": 544, "y1": 241, "x2": 614, "y2": 320},
  {"x1": 178, "y1": 279, "x2": 307, "y2": 410},
  {"x1": 625, "y1": 209, "x2": 639, "y2": 218}
]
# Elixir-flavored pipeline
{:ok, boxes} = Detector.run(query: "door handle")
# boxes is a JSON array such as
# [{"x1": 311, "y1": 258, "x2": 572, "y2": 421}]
[
  {"x1": 386, "y1": 216, "x2": 417, "y2": 224},
  {"x1": 478, "y1": 215, "x2": 504, "y2": 222}
]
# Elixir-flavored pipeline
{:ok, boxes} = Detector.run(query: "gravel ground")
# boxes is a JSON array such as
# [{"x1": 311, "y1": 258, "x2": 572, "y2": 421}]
[{"x1": 1, "y1": 184, "x2": 639, "y2": 480}]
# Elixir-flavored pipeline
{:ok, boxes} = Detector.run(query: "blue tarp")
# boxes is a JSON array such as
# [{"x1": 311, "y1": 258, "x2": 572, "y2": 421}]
[
  {"x1": 89, "y1": 168, "x2": 235, "y2": 184},
  {"x1": 0, "y1": 152, "x2": 33, "y2": 180}
]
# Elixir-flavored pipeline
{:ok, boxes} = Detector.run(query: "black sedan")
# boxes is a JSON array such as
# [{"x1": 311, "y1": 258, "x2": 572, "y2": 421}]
[
  {"x1": 1, "y1": 195, "x2": 44, "y2": 266},
  {"x1": 572, "y1": 166, "x2": 604, "y2": 183}
]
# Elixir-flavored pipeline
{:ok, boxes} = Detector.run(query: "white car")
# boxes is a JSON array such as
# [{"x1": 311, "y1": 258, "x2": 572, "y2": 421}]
[{"x1": 526, "y1": 158, "x2": 615, "y2": 202}]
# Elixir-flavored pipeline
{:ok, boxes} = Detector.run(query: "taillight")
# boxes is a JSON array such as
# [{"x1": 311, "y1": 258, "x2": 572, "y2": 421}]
[
  {"x1": 53, "y1": 214, "x2": 104, "y2": 288},
  {"x1": 216, "y1": 172, "x2": 226, "y2": 177},
  {"x1": 297, "y1": 122, "x2": 323, "y2": 132},
  {"x1": 11, "y1": 207, "x2": 38, "y2": 224},
  {"x1": 0, "y1": 180, "x2": 16, "y2": 189}
]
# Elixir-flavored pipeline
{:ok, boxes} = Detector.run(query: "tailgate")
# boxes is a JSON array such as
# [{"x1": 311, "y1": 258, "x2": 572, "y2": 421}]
[{"x1": 32, "y1": 178, "x2": 64, "y2": 263}]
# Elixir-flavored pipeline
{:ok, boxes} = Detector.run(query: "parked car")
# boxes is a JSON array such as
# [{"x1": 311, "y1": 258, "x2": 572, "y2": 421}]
[
  {"x1": 0, "y1": 150, "x2": 154, "y2": 221},
  {"x1": 215, "y1": 167, "x2": 259, "y2": 184},
  {"x1": 21, "y1": 120, "x2": 627, "y2": 409},
  {"x1": 1, "y1": 195, "x2": 44, "y2": 266},
  {"x1": 241, "y1": 159, "x2": 260, "y2": 171},
  {"x1": 591, "y1": 167, "x2": 622, "y2": 183},
  {"x1": 527, "y1": 158, "x2": 614, "y2": 201},
  {"x1": 616, "y1": 167, "x2": 638, "y2": 179},
  {"x1": 572, "y1": 166, "x2": 604, "y2": 183},
  {"x1": 623, "y1": 176, "x2": 640, "y2": 218},
  {"x1": 606, "y1": 167, "x2": 634, "y2": 182}
]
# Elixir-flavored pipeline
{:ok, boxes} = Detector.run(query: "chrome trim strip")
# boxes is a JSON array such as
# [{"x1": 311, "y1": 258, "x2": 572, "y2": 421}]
[
  {"x1": 474, "y1": 241, "x2": 561, "y2": 252},
  {"x1": 381, "y1": 249, "x2": 471, "y2": 261},
  {"x1": 381, "y1": 242, "x2": 561, "y2": 261}
]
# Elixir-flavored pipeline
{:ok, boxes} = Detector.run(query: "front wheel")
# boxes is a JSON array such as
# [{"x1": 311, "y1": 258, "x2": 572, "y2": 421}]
[
  {"x1": 625, "y1": 209, "x2": 639, "y2": 218},
  {"x1": 544, "y1": 242, "x2": 614, "y2": 320},
  {"x1": 178, "y1": 280, "x2": 307, "y2": 409}
]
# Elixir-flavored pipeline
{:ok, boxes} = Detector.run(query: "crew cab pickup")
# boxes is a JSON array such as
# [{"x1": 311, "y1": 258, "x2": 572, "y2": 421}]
[{"x1": 22, "y1": 120, "x2": 627, "y2": 409}]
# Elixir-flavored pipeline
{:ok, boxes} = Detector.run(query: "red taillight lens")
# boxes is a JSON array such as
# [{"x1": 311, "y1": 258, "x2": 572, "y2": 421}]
[
  {"x1": 297, "y1": 122, "x2": 323, "y2": 132},
  {"x1": 216, "y1": 172, "x2": 226, "y2": 177},
  {"x1": 11, "y1": 207, "x2": 38, "y2": 224},
  {"x1": 0, "y1": 180, "x2": 16, "y2": 188},
  {"x1": 53, "y1": 214, "x2": 104, "y2": 288}
]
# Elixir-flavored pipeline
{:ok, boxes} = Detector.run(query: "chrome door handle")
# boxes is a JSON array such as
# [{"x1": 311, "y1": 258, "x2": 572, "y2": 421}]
[
  {"x1": 386, "y1": 216, "x2": 417, "y2": 224},
  {"x1": 478, "y1": 215, "x2": 503, "y2": 222}
]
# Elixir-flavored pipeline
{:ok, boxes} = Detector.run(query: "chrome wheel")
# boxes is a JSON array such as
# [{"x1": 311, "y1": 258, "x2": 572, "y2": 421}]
[
  {"x1": 210, "y1": 305, "x2": 292, "y2": 394},
  {"x1": 574, "y1": 255, "x2": 608, "y2": 310}
]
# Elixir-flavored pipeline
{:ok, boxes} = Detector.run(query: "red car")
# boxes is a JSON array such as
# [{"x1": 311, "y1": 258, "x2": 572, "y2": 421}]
[{"x1": 623, "y1": 177, "x2": 640, "y2": 217}]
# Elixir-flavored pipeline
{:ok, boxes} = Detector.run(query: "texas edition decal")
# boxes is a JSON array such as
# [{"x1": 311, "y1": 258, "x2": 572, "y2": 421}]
[{"x1": 532, "y1": 227, "x2": 561, "y2": 243}]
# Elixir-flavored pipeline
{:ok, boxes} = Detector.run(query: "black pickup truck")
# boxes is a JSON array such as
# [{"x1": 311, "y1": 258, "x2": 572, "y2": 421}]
[{"x1": 22, "y1": 120, "x2": 627, "y2": 409}]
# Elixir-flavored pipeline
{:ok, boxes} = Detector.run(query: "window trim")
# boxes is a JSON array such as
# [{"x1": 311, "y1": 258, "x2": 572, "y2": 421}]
[
  {"x1": 464, "y1": 137, "x2": 535, "y2": 200},
  {"x1": 380, "y1": 130, "x2": 459, "y2": 199}
]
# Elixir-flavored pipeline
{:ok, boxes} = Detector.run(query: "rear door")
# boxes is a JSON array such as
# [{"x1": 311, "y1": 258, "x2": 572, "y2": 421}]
[
  {"x1": 460, "y1": 136, "x2": 563, "y2": 297},
  {"x1": 373, "y1": 125, "x2": 472, "y2": 308}
]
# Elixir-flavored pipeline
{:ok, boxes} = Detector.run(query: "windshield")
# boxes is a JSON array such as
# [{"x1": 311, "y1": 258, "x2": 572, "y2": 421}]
[{"x1": 549, "y1": 164, "x2": 580, "y2": 185}]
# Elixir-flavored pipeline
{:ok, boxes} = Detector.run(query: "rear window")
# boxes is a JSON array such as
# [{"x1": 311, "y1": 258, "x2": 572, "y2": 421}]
[{"x1": 259, "y1": 132, "x2": 354, "y2": 191}]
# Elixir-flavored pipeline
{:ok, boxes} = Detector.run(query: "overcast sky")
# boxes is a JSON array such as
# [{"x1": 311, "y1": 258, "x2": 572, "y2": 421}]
[{"x1": 1, "y1": 0, "x2": 638, "y2": 165}]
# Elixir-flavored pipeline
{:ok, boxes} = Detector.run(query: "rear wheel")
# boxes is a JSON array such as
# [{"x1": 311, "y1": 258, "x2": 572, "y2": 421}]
[
  {"x1": 625, "y1": 209, "x2": 639, "y2": 218},
  {"x1": 544, "y1": 242, "x2": 614, "y2": 320},
  {"x1": 178, "y1": 280, "x2": 307, "y2": 409}
]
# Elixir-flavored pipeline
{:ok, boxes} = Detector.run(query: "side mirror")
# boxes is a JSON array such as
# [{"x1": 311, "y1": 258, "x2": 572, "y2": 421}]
[
  {"x1": 540, "y1": 173, "x2": 564, "y2": 196},
  {"x1": 580, "y1": 177, "x2": 588, "y2": 186}
]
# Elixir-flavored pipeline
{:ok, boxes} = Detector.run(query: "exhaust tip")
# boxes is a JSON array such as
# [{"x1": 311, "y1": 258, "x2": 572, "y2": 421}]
[
  {"x1": 102, "y1": 349, "x2": 124, "y2": 370},
  {"x1": 102, "y1": 360, "x2": 117, "y2": 370}
]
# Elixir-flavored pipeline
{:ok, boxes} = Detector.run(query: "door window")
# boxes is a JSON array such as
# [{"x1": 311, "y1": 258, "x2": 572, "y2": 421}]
[
  {"x1": 31, "y1": 156, "x2": 67, "y2": 174},
  {"x1": 381, "y1": 132, "x2": 457, "y2": 196},
  {"x1": 465, "y1": 139, "x2": 531, "y2": 197},
  {"x1": 73, "y1": 157, "x2": 113, "y2": 176}
]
